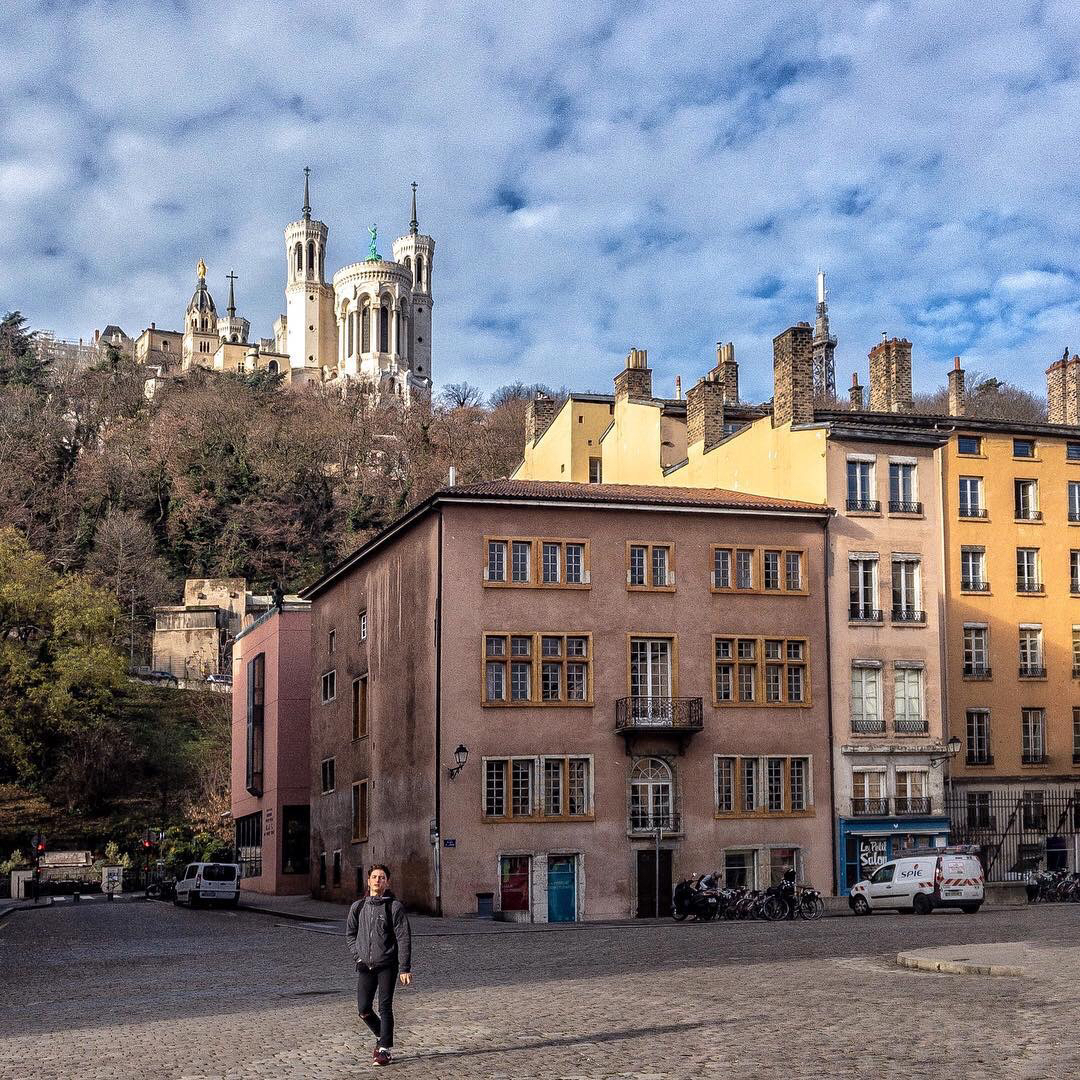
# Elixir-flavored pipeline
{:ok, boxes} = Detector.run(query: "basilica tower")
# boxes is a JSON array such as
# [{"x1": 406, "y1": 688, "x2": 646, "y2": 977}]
[
  {"x1": 182, "y1": 259, "x2": 219, "y2": 369},
  {"x1": 284, "y1": 168, "x2": 337, "y2": 372},
  {"x1": 391, "y1": 182, "x2": 435, "y2": 393}
]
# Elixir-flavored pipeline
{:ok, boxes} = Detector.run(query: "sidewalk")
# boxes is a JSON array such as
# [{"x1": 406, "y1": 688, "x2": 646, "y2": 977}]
[{"x1": 896, "y1": 941, "x2": 1080, "y2": 977}]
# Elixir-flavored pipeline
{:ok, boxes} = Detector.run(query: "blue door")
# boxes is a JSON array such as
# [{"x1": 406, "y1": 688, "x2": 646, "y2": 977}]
[{"x1": 547, "y1": 856, "x2": 576, "y2": 922}]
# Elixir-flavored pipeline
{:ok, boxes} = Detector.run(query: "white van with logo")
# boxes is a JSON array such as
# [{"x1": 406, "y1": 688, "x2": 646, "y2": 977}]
[
  {"x1": 174, "y1": 862, "x2": 241, "y2": 908},
  {"x1": 849, "y1": 847, "x2": 984, "y2": 915}
]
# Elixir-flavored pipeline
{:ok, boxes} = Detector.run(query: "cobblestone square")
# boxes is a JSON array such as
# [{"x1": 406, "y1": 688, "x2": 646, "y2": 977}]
[{"x1": 2, "y1": 900, "x2": 1079, "y2": 1079}]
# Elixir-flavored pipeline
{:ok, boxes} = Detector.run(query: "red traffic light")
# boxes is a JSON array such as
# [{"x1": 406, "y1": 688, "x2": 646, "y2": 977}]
[
  {"x1": 35, "y1": 842, "x2": 45, "y2": 853},
  {"x1": 141, "y1": 839, "x2": 152, "y2": 849}
]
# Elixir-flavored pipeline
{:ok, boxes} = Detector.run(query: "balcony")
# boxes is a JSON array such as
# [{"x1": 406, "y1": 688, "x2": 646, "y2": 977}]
[
  {"x1": 628, "y1": 810, "x2": 681, "y2": 835},
  {"x1": 889, "y1": 500, "x2": 922, "y2": 514},
  {"x1": 1019, "y1": 665, "x2": 1046, "y2": 679},
  {"x1": 961, "y1": 578, "x2": 990, "y2": 592},
  {"x1": 963, "y1": 665, "x2": 992, "y2": 680},
  {"x1": 1014, "y1": 510, "x2": 1043, "y2": 522},
  {"x1": 894, "y1": 718, "x2": 929, "y2": 735},
  {"x1": 852, "y1": 719, "x2": 886, "y2": 735},
  {"x1": 1016, "y1": 580, "x2": 1044, "y2": 594},
  {"x1": 846, "y1": 498, "x2": 880, "y2": 513},
  {"x1": 891, "y1": 607, "x2": 926, "y2": 624},
  {"x1": 966, "y1": 753, "x2": 994, "y2": 766},
  {"x1": 1070, "y1": 511, "x2": 1080, "y2": 524},
  {"x1": 851, "y1": 798, "x2": 890, "y2": 817},
  {"x1": 1022, "y1": 752, "x2": 1047, "y2": 766},
  {"x1": 1072, "y1": 580, "x2": 1080, "y2": 596},
  {"x1": 895, "y1": 796, "x2": 932, "y2": 815},
  {"x1": 958, "y1": 506, "x2": 987, "y2": 518},
  {"x1": 849, "y1": 606, "x2": 884, "y2": 623},
  {"x1": 615, "y1": 698, "x2": 703, "y2": 753},
  {"x1": 1073, "y1": 751, "x2": 1080, "y2": 765}
]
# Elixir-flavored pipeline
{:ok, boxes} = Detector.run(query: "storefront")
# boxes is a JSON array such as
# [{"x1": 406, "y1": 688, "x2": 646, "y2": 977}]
[{"x1": 836, "y1": 814, "x2": 950, "y2": 894}]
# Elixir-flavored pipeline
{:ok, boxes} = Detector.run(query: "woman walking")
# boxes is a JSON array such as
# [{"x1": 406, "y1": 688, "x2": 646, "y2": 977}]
[{"x1": 346, "y1": 865, "x2": 412, "y2": 1067}]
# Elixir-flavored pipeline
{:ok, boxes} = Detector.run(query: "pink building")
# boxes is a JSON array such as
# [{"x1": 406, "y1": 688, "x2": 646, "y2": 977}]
[{"x1": 230, "y1": 602, "x2": 313, "y2": 895}]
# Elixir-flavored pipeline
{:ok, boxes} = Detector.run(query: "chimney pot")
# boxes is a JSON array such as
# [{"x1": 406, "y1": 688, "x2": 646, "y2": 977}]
[
  {"x1": 868, "y1": 336, "x2": 913, "y2": 413},
  {"x1": 614, "y1": 348, "x2": 653, "y2": 401},
  {"x1": 947, "y1": 356, "x2": 966, "y2": 417},
  {"x1": 674, "y1": 375, "x2": 682, "y2": 400},
  {"x1": 772, "y1": 324, "x2": 815, "y2": 427}
]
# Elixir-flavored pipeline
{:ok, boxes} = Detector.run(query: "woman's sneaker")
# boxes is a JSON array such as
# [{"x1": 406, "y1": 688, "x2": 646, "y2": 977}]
[{"x1": 374, "y1": 1048, "x2": 392, "y2": 1067}]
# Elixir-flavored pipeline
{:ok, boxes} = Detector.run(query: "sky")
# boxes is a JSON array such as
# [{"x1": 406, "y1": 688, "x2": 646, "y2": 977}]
[{"x1": 2, "y1": 1, "x2": 1080, "y2": 402}]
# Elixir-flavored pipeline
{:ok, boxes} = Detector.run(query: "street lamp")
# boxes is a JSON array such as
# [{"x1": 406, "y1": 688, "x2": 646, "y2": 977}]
[
  {"x1": 930, "y1": 735, "x2": 963, "y2": 768},
  {"x1": 447, "y1": 744, "x2": 469, "y2": 780}
]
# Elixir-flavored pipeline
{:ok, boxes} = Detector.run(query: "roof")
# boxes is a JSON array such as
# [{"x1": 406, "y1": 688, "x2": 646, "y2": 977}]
[
  {"x1": 444, "y1": 479, "x2": 826, "y2": 513},
  {"x1": 301, "y1": 479, "x2": 829, "y2": 600},
  {"x1": 814, "y1": 408, "x2": 1071, "y2": 439}
]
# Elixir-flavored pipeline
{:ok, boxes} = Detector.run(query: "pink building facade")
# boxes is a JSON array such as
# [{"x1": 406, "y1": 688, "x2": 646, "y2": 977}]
[{"x1": 230, "y1": 603, "x2": 313, "y2": 895}]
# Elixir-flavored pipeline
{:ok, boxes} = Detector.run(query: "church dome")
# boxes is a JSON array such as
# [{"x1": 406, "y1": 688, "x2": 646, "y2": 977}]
[{"x1": 187, "y1": 259, "x2": 217, "y2": 316}]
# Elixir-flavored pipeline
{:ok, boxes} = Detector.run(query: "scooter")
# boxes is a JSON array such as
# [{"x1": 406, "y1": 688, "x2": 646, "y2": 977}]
[{"x1": 672, "y1": 878, "x2": 721, "y2": 921}]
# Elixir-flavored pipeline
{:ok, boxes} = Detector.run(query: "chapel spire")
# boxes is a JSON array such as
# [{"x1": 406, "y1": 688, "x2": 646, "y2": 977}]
[
  {"x1": 410, "y1": 181, "x2": 419, "y2": 236},
  {"x1": 302, "y1": 166, "x2": 311, "y2": 221}
]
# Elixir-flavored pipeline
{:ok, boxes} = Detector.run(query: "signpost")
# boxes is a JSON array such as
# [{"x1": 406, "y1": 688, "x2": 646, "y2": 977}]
[{"x1": 102, "y1": 865, "x2": 123, "y2": 899}]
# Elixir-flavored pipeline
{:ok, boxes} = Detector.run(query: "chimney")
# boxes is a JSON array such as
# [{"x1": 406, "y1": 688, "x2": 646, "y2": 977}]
[
  {"x1": 867, "y1": 336, "x2": 913, "y2": 412},
  {"x1": 613, "y1": 348, "x2": 653, "y2": 401},
  {"x1": 772, "y1": 323, "x2": 815, "y2": 427},
  {"x1": 947, "y1": 356, "x2": 966, "y2": 417},
  {"x1": 674, "y1": 375, "x2": 682, "y2": 400},
  {"x1": 93, "y1": 329, "x2": 100, "y2": 344},
  {"x1": 686, "y1": 372, "x2": 726, "y2": 452},
  {"x1": 715, "y1": 341, "x2": 739, "y2": 403},
  {"x1": 1046, "y1": 349, "x2": 1068, "y2": 423},
  {"x1": 151, "y1": 322, "x2": 156, "y2": 331},
  {"x1": 447, "y1": 465, "x2": 457, "y2": 487},
  {"x1": 849, "y1": 371, "x2": 864, "y2": 411},
  {"x1": 524, "y1": 392, "x2": 558, "y2": 446}
]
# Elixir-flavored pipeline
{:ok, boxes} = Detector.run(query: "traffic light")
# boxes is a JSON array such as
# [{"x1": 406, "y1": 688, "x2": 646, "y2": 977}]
[
  {"x1": 31, "y1": 833, "x2": 45, "y2": 856},
  {"x1": 141, "y1": 839, "x2": 152, "y2": 851}
]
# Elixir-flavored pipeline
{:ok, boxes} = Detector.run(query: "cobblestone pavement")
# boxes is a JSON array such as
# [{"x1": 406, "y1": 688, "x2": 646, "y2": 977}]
[{"x1": 2, "y1": 898, "x2": 1079, "y2": 1079}]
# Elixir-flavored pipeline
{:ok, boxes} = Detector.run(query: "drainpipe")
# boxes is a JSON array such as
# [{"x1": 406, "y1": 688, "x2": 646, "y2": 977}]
[
  {"x1": 433, "y1": 508, "x2": 444, "y2": 916},
  {"x1": 822, "y1": 514, "x2": 839, "y2": 896},
  {"x1": 936, "y1": 442, "x2": 953, "y2": 819}
]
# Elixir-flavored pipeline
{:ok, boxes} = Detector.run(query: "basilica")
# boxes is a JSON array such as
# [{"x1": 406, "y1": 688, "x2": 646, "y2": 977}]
[{"x1": 139, "y1": 171, "x2": 434, "y2": 403}]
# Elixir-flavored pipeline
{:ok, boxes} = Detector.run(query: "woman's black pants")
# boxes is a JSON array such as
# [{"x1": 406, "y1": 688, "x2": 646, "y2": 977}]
[{"x1": 357, "y1": 965, "x2": 397, "y2": 1047}]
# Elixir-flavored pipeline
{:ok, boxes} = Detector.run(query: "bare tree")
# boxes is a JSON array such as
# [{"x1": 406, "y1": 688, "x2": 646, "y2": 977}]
[{"x1": 439, "y1": 382, "x2": 485, "y2": 409}]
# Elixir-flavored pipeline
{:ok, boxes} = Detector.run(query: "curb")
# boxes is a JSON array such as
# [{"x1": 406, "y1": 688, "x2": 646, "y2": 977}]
[
  {"x1": 239, "y1": 904, "x2": 338, "y2": 924},
  {"x1": 896, "y1": 951, "x2": 1028, "y2": 977}
]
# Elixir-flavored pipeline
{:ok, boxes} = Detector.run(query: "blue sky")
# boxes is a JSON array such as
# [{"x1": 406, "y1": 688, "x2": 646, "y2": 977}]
[{"x1": 2, "y1": 1, "x2": 1080, "y2": 402}]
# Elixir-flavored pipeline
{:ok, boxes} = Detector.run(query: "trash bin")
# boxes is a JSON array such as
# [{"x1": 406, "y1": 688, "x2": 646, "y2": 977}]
[{"x1": 476, "y1": 892, "x2": 494, "y2": 917}]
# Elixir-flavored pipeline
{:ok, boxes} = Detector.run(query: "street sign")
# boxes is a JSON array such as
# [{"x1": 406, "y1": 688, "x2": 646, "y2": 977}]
[
  {"x1": 443, "y1": 839, "x2": 456, "y2": 848},
  {"x1": 102, "y1": 866, "x2": 123, "y2": 894}
]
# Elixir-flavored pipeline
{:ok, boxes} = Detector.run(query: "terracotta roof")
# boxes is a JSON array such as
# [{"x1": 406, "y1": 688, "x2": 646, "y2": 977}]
[{"x1": 441, "y1": 479, "x2": 828, "y2": 514}]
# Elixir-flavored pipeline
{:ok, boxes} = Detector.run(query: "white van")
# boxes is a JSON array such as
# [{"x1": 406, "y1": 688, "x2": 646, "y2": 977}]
[
  {"x1": 174, "y1": 862, "x2": 241, "y2": 908},
  {"x1": 849, "y1": 847, "x2": 984, "y2": 915}
]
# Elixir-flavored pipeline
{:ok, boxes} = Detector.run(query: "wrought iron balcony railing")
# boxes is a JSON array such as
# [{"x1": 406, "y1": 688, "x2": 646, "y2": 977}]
[
  {"x1": 959, "y1": 506, "x2": 987, "y2": 518},
  {"x1": 846, "y1": 498, "x2": 880, "y2": 513},
  {"x1": 1021, "y1": 752, "x2": 1047, "y2": 765},
  {"x1": 849, "y1": 606, "x2": 884, "y2": 623},
  {"x1": 1019, "y1": 665, "x2": 1046, "y2": 679},
  {"x1": 1015, "y1": 509, "x2": 1043, "y2": 521},
  {"x1": 894, "y1": 718, "x2": 929, "y2": 735},
  {"x1": 850, "y1": 798, "x2": 889, "y2": 817},
  {"x1": 615, "y1": 697, "x2": 704, "y2": 734},
  {"x1": 851, "y1": 718, "x2": 886, "y2": 735},
  {"x1": 1016, "y1": 579, "x2": 1044, "y2": 593},
  {"x1": 891, "y1": 608, "x2": 926, "y2": 623},
  {"x1": 628, "y1": 810, "x2": 681, "y2": 834},
  {"x1": 963, "y1": 664, "x2": 992, "y2": 679},
  {"x1": 894, "y1": 796, "x2": 932, "y2": 815},
  {"x1": 889, "y1": 500, "x2": 922, "y2": 514},
  {"x1": 965, "y1": 752, "x2": 994, "y2": 766},
  {"x1": 961, "y1": 578, "x2": 990, "y2": 592}
]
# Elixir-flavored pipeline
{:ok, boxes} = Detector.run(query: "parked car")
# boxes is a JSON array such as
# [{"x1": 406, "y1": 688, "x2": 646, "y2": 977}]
[
  {"x1": 147, "y1": 670, "x2": 179, "y2": 684},
  {"x1": 849, "y1": 848, "x2": 984, "y2": 915},
  {"x1": 205, "y1": 674, "x2": 233, "y2": 686},
  {"x1": 174, "y1": 862, "x2": 240, "y2": 907}
]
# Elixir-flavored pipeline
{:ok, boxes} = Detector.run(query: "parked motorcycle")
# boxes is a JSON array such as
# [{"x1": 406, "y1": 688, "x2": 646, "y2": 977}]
[{"x1": 672, "y1": 878, "x2": 721, "y2": 921}]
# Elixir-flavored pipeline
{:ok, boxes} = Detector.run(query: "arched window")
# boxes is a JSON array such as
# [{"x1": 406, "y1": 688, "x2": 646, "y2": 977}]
[
  {"x1": 268, "y1": 359, "x2": 279, "y2": 375},
  {"x1": 318, "y1": 245, "x2": 325, "y2": 280},
  {"x1": 295, "y1": 242, "x2": 303, "y2": 274},
  {"x1": 400, "y1": 313, "x2": 408, "y2": 361},
  {"x1": 346, "y1": 307, "x2": 354, "y2": 356},
  {"x1": 415, "y1": 255, "x2": 424, "y2": 289},
  {"x1": 306, "y1": 240, "x2": 315, "y2": 279},
  {"x1": 231, "y1": 334, "x2": 238, "y2": 343},
  {"x1": 379, "y1": 304, "x2": 389, "y2": 353},
  {"x1": 629, "y1": 758, "x2": 673, "y2": 832},
  {"x1": 404, "y1": 256, "x2": 412, "y2": 277},
  {"x1": 361, "y1": 304, "x2": 370, "y2": 352}
]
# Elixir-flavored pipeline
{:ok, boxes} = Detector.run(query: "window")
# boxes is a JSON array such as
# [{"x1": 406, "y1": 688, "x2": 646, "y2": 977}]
[
  {"x1": 785, "y1": 551, "x2": 803, "y2": 591},
  {"x1": 893, "y1": 666, "x2": 925, "y2": 733},
  {"x1": 789, "y1": 758, "x2": 808, "y2": 811},
  {"x1": 564, "y1": 543, "x2": 586, "y2": 584},
  {"x1": 891, "y1": 557, "x2": 922, "y2": 620},
  {"x1": 894, "y1": 770, "x2": 927, "y2": 812},
  {"x1": 281, "y1": 805, "x2": 309, "y2": 875},
  {"x1": 736, "y1": 548, "x2": 753, "y2": 590},
  {"x1": 963, "y1": 625, "x2": 990, "y2": 677},
  {"x1": 961, "y1": 547, "x2": 987, "y2": 591},
  {"x1": 966, "y1": 791, "x2": 993, "y2": 828},
  {"x1": 713, "y1": 547, "x2": 731, "y2": 589},
  {"x1": 966, "y1": 710, "x2": 991, "y2": 764},
  {"x1": 542, "y1": 543, "x2": 560, "y2": 584},
  {"x1": 742, "y1": 758, "x2": 757, "y2": 812},
  {"x1": 500, "y1": 855, "x2": 530, "y2": 912},
  {"x1": 321, "y1": 669, "x2": 336, "y2": 703},
  {"x1": 1072, "y1": 552, "x2": 1080, "y2": 593},
  {"x1": 888, "y1": 462, "x2": 919, "y2": 512},
  {"x1": 846, "y1": 458, "x2": 877, "y2": 510},
  {"x1": 766, "y1": 758, "x2": 785, "y2": 811},
  {"x1": 332, "y1": 850, "x2": 342, "y2": 887},
  {"x1": 850, "y1": 664, "x2": 883, "y2": 733},
  {"x1": 541, "y1": 756, "x2": 592, "y2": 817},
  {"x1": 352, "y1": 676, "x2": 368, "y2": 739},
  {"x1": 1069, "y1": 442, "x2": 1080, "y2": 462},
  {"x1": 511, "y1": 759, "x2": 534, "y2": 815},
  {"x1": 1074, "y1": 627, "x2": 1080, "y2": 677},
  {"x1": 245, "y1": 653, "x2": 265, "y2": 797},
  {"x1": 487, "y1": 541, "x2": 506, "y2": 582},
  {"x1": 1073, "y1": 707, "x2": 1080, "y2": 762},
  {"x1": 1014, "y1": 479, "x2": 1040, "y2": 520},
  {"x1": 957, "y1": 434, "x2": 981, "y2": 455},
  {"x1": 852, "y1": 770, "x2": 885, "y2": 814},
  {"x1": 713, "y1": 547, "x2": 804, "y2": 593},
  {"x1": 714, "y1": 637, "x2": 808, "y2": 706},
  {"x1": 328, "y1": 628, "x2": 336, "y2": 654},
  {"x1": 235, "y1": 811, "x2": 262, "y2": 878},
  {"x1": 351, "y1": 780, "x2": 368, "y2": 841},
  {"x1": 1070, "y1": 482, "x2": 1080, "y2": 522},
  {"x1": 628, "y1": 638, "x2": 673, "y2": 720},
  {"x1": 763, "y1": 550, "x2": 781, "y2": 590},
  {"x1": 1013, "y1": 438, "x2": 1036, "y2": 459},
  {"x1": 849, "y1": 556, "x2": 879, "y2": 620},
  {"x1": 715, "y1": 756, "x2": 735, "y2": 813},
  {"x1": 589, "y1": 456, "x2": 602, "y2": 484},
  {"x1": 486, "y1": 756, "x2": 591, "y2": 820},
  {"x1": 1016, "y1": 548, "x2": 1041, "y2": 592},
  {"x1": 1022, "y1": 789, "x2": 1047, "y2": 828},
  {"x1": 483, "y1": 634, "x2": 591, "y2": 704},
  {"x1": 359, "y1": 609, "x2": 368, "y2": 641},
  {"x1": 320, "y1": 757, "x2": 335, "y2": 795},
  {"x1": 724, "y1": 851, "x2": 755, "y2": 889},
  {"x1": 1021, "y1": 708, "x2": 1046, "y2": 763},
  {"x1": 958, "y1": 475, "x2": 984, "y2": 517},
  {"x1": 627, "y1": 543, "x2": 674, "y2": 589},
  {"x1": 319, "y1": 852, "x2": 326, "y2": 888},
  {"x1": 629, "y1": 757, "x2": 674, "y2": 831},
  {"x1": 511, "y1": 540, "x2": 531, "y2": 583},
  {"x1": 1019, "y1": 626, "x2": 1044, "y2": 676},
  {"x1": 770, "y1": 848, "x2": 799, "y2": 885}
]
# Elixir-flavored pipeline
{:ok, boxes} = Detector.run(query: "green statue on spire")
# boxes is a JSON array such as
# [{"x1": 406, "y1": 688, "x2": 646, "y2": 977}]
[{"x1": 366, "y1": 224, "x2": 379, "y2": 261}]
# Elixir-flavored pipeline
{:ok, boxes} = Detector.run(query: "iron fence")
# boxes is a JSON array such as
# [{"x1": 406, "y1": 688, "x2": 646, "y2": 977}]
[{"x1": 946, "y1": 788, "x2": 1080, "y2": 882}]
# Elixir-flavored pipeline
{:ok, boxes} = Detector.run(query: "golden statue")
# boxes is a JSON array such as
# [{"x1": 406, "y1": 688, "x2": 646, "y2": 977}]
[{"x1": 196, "y1": 258, "x2": 207, "y2": 280}]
